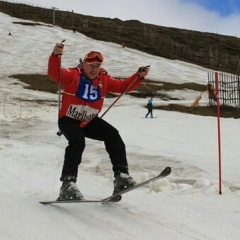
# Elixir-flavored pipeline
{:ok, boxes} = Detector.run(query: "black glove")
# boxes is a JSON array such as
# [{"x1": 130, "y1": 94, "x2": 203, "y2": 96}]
[{"x1": 138, "y1": 65, "x2": 150, "y2": 73}]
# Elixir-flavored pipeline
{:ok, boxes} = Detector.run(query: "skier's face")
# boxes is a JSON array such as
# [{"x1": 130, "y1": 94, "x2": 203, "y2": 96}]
[{"x1": 83, "y1": 62, "x2": 101, "y2": 79}]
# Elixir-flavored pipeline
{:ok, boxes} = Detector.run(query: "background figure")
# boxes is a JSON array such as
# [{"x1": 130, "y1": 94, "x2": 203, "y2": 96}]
[
  {"x1": 77, "y1": 58, "x2": 83, "y2": 68},
  {"x1": 145, "y1": 97, "x2": 153, "y2": 118}
]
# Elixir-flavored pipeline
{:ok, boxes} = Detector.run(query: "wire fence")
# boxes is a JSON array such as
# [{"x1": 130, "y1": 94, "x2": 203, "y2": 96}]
[{"x1": 208, "y1": 72, "x2": 240, "y2": 107}]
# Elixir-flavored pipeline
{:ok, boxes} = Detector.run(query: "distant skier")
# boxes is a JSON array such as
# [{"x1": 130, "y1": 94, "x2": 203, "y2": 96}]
[
  {"x1": 145, "y1": 97, "x2": 153, "y2": 118},
  {"x1": 77, "y1": 58, "x2": 83, "y2": 68}
]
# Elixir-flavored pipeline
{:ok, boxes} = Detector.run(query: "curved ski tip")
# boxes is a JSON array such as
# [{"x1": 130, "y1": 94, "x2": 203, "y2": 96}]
[
  {"x1": 163, "y1": 166, "x2": 171, "y2": 175},
  {"x1": 109, "y1": 195, "x2": 122, "y2": 202}
]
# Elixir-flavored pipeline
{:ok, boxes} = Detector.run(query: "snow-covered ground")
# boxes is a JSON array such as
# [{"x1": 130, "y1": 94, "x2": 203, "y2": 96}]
[{"x1": 1, "y1": 12, "x2": 240, "y2": 240}]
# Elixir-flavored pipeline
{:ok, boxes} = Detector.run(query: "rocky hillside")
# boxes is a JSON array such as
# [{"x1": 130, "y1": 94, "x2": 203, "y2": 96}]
[{"x1": 1, "y1": 1, "x2": 240, "y2": 75}]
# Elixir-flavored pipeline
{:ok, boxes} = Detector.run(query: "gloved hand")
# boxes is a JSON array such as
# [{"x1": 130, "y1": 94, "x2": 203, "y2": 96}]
[
  {"x1": 52, "y1": 40, "x2": 65, "y2": 56},
  {"x1": 138, "y1": 65, "x2": 150, "y2": 78}
]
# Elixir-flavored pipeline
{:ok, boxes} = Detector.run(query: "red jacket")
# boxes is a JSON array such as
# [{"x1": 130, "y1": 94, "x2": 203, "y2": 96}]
[{"x1": 48, "y1": 55, "x2": 144, "y2": 127}]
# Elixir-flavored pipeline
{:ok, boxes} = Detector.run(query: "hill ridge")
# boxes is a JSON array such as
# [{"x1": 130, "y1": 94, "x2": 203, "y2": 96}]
[{"x1": 1, "y1": 1, "x2": 240, "y2": 74}]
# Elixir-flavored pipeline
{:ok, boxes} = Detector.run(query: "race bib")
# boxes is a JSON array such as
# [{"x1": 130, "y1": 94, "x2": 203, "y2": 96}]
[{"x1": 76, "y1": 75, "x2": 101, "y2": 102}]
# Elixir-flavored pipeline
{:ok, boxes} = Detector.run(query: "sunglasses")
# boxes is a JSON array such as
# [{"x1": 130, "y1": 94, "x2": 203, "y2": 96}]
[{"x1": 84, "y1": 51, "x2": 104, "y2": 62}]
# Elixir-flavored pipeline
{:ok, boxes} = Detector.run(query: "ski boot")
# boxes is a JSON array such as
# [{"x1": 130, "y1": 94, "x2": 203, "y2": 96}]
[
  {"x1": 113, "y1": 173, "x2": 136, "y2": 195},
  {"x1": 57, "y1": 181, "x2": 84, "y2": 201}
]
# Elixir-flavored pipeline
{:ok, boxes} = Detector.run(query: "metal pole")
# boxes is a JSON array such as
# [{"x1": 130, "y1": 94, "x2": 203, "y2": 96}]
[
  {"x1": 72, "y1": 10, "x2": 74, "y2": 27},
  {"x1": 215, "y1": 72, "x2": 222, "y2": 195},
  {"x1": 51, "y1": 7, "x2": 58, "y2": 26},
  {"x1": 56, "y1": 40, "x2": 65, "y2": 136}
]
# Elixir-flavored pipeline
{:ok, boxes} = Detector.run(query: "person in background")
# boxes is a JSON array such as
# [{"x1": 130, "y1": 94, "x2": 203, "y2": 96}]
[
  {"x1": 48, "y1": 42, "x2": 150, "y2": 200},
  {"x1": 77, "y1": 58, "x2": 83, "y2": 68},
  {"x1": 145, "y1": 97, "x2": 153, "y2": 118}
]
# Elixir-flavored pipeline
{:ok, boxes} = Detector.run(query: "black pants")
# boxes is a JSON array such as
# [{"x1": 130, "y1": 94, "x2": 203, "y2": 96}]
[
  {"x1": 146, "y1": 108, "x2": 153, "y2": 117},
  {"x1": 58, "y1": 117, "x2": 129, "y2": 182}
]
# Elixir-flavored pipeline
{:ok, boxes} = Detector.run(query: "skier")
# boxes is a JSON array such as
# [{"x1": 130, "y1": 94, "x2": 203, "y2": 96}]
[
  {"x1": 77, "y1": 58, "x2": 83, "y2": 68},
  {"x1": 48, "y1": 42, "x2": 150, "y2": 200},
  {"x1": 145, "y1": 97, "x2": 153, "y2": 118}
]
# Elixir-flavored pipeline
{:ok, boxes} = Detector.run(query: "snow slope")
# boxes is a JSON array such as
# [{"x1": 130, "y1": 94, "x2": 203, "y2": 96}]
[{"x1": 1, "y1": 12, "x2": 240, "y2": 240}]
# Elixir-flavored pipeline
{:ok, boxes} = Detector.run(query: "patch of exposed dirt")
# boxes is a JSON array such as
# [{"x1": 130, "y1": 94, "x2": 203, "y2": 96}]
[{"x1": 9, "y1": 74, "x2": 240, "y2": 118}]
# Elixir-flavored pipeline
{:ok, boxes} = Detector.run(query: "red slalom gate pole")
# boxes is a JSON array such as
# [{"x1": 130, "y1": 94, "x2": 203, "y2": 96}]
[{"x1": 215, "y1": 72, "x2": 222, "y2": 194}]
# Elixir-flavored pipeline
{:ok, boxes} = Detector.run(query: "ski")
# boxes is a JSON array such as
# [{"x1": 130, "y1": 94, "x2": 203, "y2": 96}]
[
  {"x1": 40, "y1": 199, "x2": 103, "y2": 204},
  {"x1": 39, "y1": 166, "x2": 171, "y2": 205}
]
